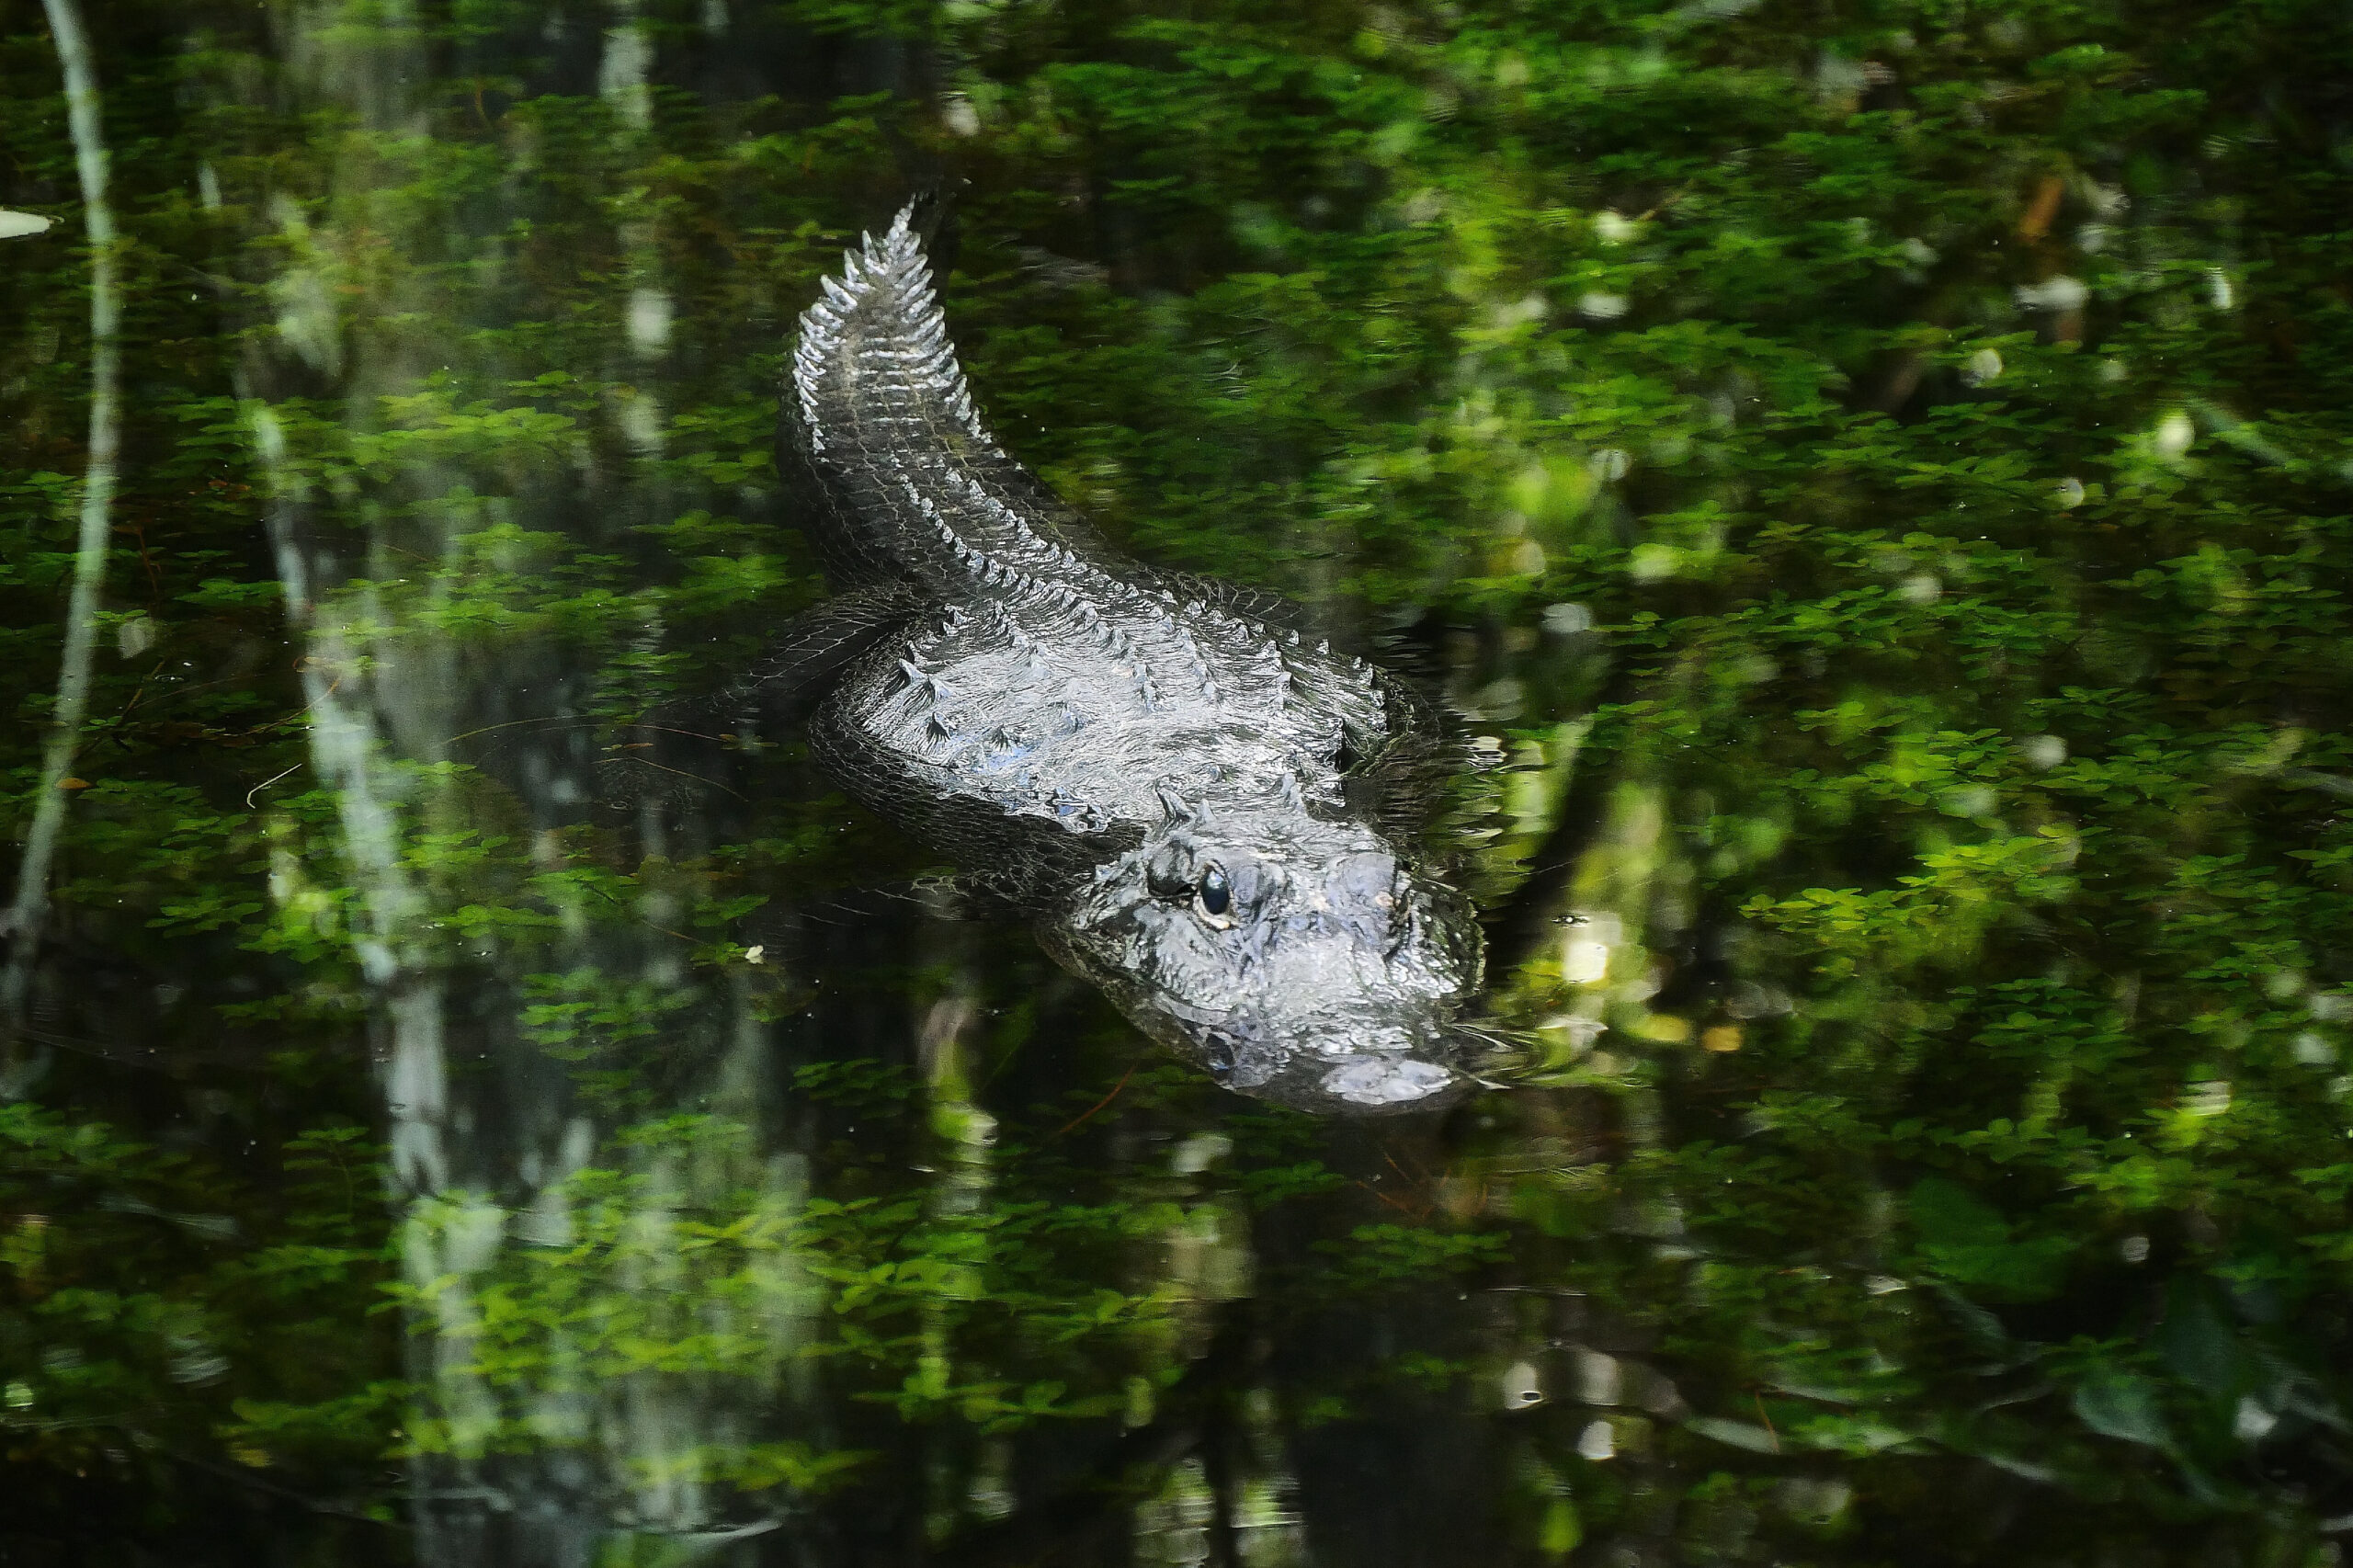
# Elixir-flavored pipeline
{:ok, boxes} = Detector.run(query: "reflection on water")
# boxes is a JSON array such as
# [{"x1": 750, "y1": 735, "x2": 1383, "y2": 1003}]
[{"x1": 4, "y1": 1, "x2": 2353, "y2": 1565}]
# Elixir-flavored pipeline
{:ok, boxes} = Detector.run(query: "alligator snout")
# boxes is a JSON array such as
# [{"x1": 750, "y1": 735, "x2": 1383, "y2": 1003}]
[{"x1": 1042, "y1": 813, "x2": 1483, "y2": 1115}]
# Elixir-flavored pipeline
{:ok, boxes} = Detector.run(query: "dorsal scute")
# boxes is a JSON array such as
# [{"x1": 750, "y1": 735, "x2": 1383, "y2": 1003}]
[{"x1": 791, "y1": 203, "x2": 990, "y2": 458}]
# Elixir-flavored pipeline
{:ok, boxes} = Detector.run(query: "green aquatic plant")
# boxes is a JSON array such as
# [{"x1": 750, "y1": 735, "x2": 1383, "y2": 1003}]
[{"x1": 2, "y1": 0, "x2": 2351, "y2": 1560}]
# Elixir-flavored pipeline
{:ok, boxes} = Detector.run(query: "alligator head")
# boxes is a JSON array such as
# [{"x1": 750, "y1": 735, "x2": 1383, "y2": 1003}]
[{"x1": 1037, "y1": 790, "x2": 1484, "y2": 1114}]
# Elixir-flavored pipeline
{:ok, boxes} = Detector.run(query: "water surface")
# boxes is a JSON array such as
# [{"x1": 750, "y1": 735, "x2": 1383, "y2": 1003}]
[{"x1": 3, "y1": 3, "x2": 2351, "y2": 1564}]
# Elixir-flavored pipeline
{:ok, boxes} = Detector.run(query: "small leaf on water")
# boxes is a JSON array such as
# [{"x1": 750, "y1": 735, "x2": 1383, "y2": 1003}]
[
  {"x1": 1686, "y1": 1415, "x2": 1782, "y2": 1453},
  {"x1": 2073, "y1": 1370, "x2": 2170, "y2": 1447},
  {"x1": 57, "y1": 778, "x2": 90, "y2": 790}
]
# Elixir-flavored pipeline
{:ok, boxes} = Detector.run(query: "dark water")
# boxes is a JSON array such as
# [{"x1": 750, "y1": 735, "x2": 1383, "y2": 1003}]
[{"x1": 4, "y1": 2, "x2": 2352, "y2": 1564}]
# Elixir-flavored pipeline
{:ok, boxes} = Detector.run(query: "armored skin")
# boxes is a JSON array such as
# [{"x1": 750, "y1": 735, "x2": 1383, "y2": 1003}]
[{"x1": 762, "y1": 201, "x2": 1483, "y2": 1113}]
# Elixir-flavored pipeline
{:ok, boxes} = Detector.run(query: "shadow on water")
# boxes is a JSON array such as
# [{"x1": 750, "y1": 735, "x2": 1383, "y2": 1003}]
[{"x1": 6, "y1": 1, "x2": 2353, "y2": 1565}]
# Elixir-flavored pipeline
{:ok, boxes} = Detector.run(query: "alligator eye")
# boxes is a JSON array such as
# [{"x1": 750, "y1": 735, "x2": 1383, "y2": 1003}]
[{"x1": 1194, "y1": 863, "x2": 1233, "y2": 927}]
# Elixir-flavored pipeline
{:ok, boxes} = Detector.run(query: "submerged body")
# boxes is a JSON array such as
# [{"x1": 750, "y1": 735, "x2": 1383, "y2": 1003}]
[{"x1": 767, "y1": 202, "x2": 1482, "y2": 1113}]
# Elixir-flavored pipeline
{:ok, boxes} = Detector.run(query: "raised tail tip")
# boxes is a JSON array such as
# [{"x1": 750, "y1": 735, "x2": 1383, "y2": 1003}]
[{"x1": 859, "y1": 188, "x2": 940, "y2": 247}]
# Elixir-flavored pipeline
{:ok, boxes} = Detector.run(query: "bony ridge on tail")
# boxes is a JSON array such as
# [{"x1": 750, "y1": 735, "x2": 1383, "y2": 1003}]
[{"x1": 746, "y1": 198, "x2": 1486, "y2": 1113}]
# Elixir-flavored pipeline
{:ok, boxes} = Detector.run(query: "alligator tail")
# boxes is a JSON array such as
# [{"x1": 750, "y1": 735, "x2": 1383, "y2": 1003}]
[{"x1": 781, "y1": 199, "x2": 1096, "y2": 592}]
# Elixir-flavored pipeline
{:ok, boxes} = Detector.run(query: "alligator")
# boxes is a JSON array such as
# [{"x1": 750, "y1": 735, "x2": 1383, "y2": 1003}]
[{"x1": 717, "y1": 200, "x2": 1485, "y2": 1113}]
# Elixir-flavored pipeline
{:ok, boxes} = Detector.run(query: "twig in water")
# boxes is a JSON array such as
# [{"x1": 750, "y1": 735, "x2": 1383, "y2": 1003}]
[
  {"x1": 1051, "y1": 1062, "x2": 1137, "y2": 1139},
  {"x1": 246, "y1": 762, "x2": 303, "y2": 808}
]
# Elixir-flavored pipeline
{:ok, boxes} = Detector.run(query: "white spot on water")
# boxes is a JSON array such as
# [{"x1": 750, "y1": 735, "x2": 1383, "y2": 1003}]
[
  {"x1": 1173, "y1": 1133, "x2": 1232, "y2": 1175},
  {"x1": 1592, "y1": 210, "x2": 1638, "y2": 244},
  {"x1": 1630, "y1": 542, "x2": 1676, "y2": 581},
  {"x1": 618, "y1": 392, "x2": 663, "y2": 452},
  {"x1": 2015, "y1": 275, "x2": 2089, "y2": 312},
  {"x1": 627, "y1": 287, "x2": 672, "y2": 353},
  {"x1": 598, "y1": 24, "x2": 654, "y2": 128},
  {"x1": 2184, "y1": 1080, "x2": 2232, "y2": 1118},
  {"x1": 1562, "y1": 937, "x2": 1610, "y2": 985},
  {"x1": 2154, "y1": 410, "x2": 2195, "y2": 458},
  {"x1": 1941, "y1": 785, "x2": 1996, "y2": 818},
  {"x1": 1574, "y1": 1349, "x2": 1621, "y2": 1404}
]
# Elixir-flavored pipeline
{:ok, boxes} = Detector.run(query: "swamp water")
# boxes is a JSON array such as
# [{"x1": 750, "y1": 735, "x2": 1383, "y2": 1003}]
[{"x1": 2, "y1": 2, "x2": 2351, "y2": 1564}]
